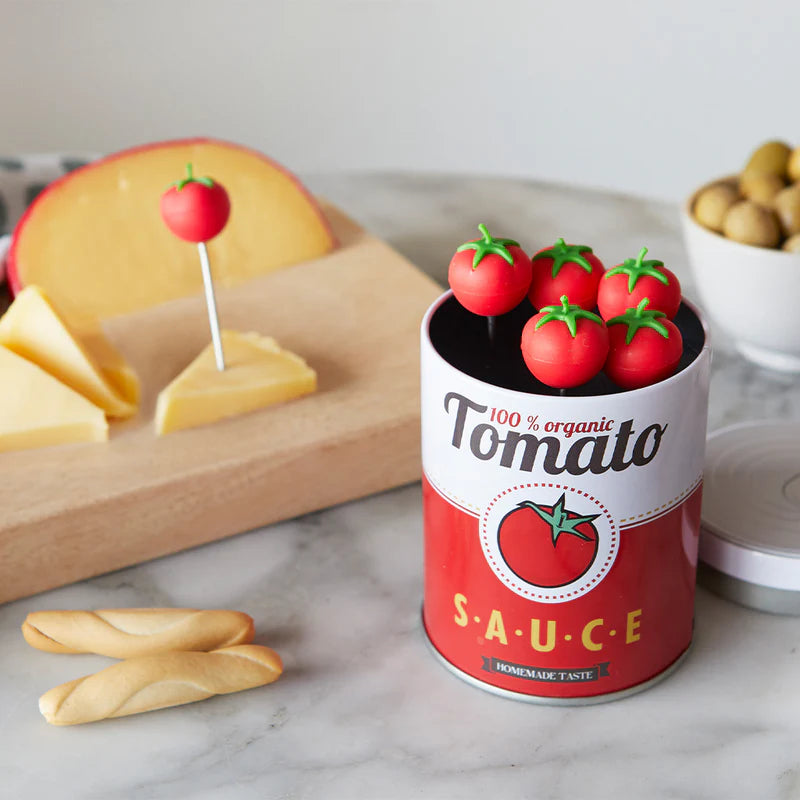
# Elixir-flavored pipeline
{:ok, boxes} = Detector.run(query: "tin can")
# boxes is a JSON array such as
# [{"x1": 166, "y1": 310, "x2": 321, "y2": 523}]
[{"x1": 421, "y1": 291, "x2": 711, "y2": 704}]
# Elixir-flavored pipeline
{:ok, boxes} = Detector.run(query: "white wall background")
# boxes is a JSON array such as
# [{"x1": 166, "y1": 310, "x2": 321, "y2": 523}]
[{"x1": 0, "y1": 0, "x2": 796, "y2": 201}]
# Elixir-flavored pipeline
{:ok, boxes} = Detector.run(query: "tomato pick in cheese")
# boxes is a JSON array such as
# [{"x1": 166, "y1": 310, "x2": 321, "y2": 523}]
[{"x1": 155, "y1": 331, "x2": 317, "y2": 435}]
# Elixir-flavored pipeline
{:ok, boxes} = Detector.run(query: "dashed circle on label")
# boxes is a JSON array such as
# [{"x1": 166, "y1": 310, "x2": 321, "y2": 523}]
[{"x1": 479, "y1": 482, "x2": 619, "y2": 604}]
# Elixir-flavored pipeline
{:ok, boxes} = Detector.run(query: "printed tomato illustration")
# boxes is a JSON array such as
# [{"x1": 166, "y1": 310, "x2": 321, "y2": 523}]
[
  {"x1": 160, "y1": 162, "x2": 231, "y2": 243},
  {"x1": 597, "y1": 246, "x2": 681, "y2": 320},
  {"x1": 448, "y1": 223, "x2": 532, "y2": 316},
  {"x1": 528, "y1": 237, "x2": 604, "y2": 311},
  {"x1": 520, "y1": 294, "x2": 609, "y2": 388},
  {"x1": 497, "y1": 494, "x2": 600, "y2": 587},
  {"x1": 604, "y1": 298, "x2": 683, "y2": 389}
]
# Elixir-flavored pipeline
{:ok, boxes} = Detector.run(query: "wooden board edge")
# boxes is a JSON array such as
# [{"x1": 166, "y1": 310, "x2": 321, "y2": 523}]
[{"x1": 0, "y1": 414, "x2": 422, "y2": 605}]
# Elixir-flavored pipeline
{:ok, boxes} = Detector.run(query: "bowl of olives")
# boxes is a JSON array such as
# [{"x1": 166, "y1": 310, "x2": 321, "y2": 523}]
[{"x1": 682, "y1": 140, "x2": 800, "y2": 372}]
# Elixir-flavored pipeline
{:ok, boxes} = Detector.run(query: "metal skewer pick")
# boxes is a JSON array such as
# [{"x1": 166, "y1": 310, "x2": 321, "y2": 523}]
[
  {"x1": 160, "y1": 162, "x2": 231, "y2": 372},
  {"x1": 197, "y1": 241, "x2": 226, "y2": 371}
]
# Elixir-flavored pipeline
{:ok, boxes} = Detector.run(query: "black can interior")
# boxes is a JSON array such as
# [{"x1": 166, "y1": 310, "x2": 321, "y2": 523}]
[{"x1": 427, "y1": 295, "x2": 706, "y2": 397}]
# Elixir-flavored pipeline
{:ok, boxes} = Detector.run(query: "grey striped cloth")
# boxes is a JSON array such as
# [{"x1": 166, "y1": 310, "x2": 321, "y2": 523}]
[{"x1": 0, "y1": 153, "x2": 97, "y2": 285}]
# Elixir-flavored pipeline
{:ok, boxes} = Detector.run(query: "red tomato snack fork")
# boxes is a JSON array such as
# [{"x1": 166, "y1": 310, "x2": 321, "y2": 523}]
[
  {"x1": 160, "y1": 163, "x2": 230, "y2": 243},
  {"x1": 597, "y1": 246, "x2": 681, "y2": 321},
  {"x1": 604, "y1": 298, "x2": 683, "y2": 389},
  {"x1": 160, "y1": 163, "x2": 231, "y2": 370},
  {"x1": 529, "y1": 238, "x2": 604, "y2": 311},
  {"x1": 520, "y1": 295, "x2": 609, "y2": 389},
  {"x1": 448, "y1": 224, "x2": 532, "y2": 317}
]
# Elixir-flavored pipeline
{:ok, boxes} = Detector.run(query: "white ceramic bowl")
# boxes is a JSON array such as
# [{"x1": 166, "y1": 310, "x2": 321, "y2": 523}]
[{"x1": 681, "y1": 178, "x2": 800, "y2": 372}]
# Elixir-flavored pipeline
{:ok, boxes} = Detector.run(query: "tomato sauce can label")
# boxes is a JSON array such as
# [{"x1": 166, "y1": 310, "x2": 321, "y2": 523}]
[{"x1": 421, "y1": 292, "x2": 711, "y2": 703}]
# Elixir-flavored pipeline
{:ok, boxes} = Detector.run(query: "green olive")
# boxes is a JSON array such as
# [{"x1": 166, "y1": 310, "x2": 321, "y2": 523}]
[
  {"x1": 782, "y1": 233, "x2": 800, "y2": 253},
  {"x1": 694, "y1": 183, "x2": 740, "y2": 231},
  {"x1": 744, "y1": 140, "x2": 792, "y2": 178},
  {"x1": 773, "y1": 183, "x2": 800, "y2": 237},
  {"x1": 722, "y1": 200, "x2": 781, "y2": 248},
  {"x1": 739, "y1": 171, "x2": 784, "y2": 205},
  {"x1": 787, "y1": 147, "x2": 800, "y2": 183}
]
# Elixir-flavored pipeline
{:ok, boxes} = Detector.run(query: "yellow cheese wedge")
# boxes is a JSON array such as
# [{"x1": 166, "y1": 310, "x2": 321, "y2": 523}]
[
  {"x1": 0, "y1": 346, "x2": 108, "y2": 453},
  {"x1": 8, "y1": 138, "x2": 336, "y2": 324},
  {"x1": 156, "y1": 331, "x2": 317, "y2": 435},
  {"x1": 0, "y1": 287, "x2": 136, "y2": 419},
  {"x1": 77, "y1": 324, "x2": 141, "y2": 407}
]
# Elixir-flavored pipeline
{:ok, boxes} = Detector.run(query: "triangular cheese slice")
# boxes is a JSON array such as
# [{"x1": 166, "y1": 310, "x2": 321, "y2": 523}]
[
  {"x1": 77, "y1": 324, "x2": 141, "y2": 406},
  {"x1": 0, "y1": 346, "x2": 107, "y2": 453},
  {"x1": 0, "y1": 287, "x2": 136, "y2": 418},
  {"x1": 156, "y1": 331, "x2": 317, "y2": 435}
]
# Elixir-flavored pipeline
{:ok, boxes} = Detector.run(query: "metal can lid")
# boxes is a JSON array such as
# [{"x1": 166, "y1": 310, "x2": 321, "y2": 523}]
[{"x1": 699, "y1": 421, "x2": 800, "y2": 598}]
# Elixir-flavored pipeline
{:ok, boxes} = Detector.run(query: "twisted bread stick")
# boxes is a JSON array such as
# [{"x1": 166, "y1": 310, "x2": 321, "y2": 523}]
[
  {"x1": 39, "y1": 644, "x2": 283, "y2": 725},
  {"x1": 22, "y1": 609, "x2": 254, "y2": 658}
]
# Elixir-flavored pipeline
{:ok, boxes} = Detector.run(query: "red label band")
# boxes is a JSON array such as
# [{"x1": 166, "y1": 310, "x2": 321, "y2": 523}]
[{"x1": 422, "y1": 475, "x2": 702, "y2": 699}]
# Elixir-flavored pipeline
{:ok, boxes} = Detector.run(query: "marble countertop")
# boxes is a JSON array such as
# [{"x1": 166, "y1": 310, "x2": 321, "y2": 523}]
[{"x1": 2, "y1": 174, "x2": 800, "y2": 800}]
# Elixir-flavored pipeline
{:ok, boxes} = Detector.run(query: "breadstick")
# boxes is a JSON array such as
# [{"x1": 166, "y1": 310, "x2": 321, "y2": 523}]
[
  {"x1": 22, "y1": 608, "x2": 254, "y2": 658},
  {"x1": 39, "y1": 644, "x2": 283, "y2": 725}
]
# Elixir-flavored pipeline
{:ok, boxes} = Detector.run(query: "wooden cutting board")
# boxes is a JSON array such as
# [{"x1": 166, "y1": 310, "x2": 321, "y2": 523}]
[{"x1": 0, "y1": 202, "x2": 442, "y2": 604}]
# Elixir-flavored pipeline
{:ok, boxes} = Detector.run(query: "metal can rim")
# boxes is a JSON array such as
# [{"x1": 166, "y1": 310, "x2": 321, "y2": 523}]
[
  {"x1": 422, "y1": 615, "x2": 692, "y2": 706},
  {"x1": 421, "y1": 290, "x2": 711, "y2": 403}
]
